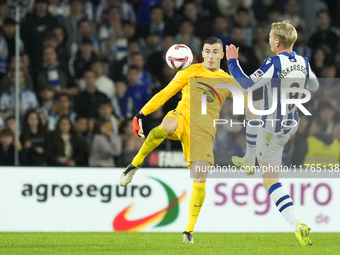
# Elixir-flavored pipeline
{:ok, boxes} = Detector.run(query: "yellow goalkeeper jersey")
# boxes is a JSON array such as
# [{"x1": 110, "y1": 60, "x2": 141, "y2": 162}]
[{"x1": 141, "y1": 63, "x2": 245, "y2": 138}]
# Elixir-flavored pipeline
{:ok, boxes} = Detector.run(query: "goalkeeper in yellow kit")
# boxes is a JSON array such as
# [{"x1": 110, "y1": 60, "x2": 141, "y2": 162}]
[{"x1": 119, "y1": 37, "x2": 244, "y2": 243}]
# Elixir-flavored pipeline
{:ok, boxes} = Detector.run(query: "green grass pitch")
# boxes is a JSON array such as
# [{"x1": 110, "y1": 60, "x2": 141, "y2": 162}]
[{"x1": 0, "y1": 232, "x2": 339, "y2": 255}]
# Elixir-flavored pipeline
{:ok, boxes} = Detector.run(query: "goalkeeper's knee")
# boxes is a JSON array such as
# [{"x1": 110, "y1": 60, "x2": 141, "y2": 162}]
[{"x1": 148, "y1": 126, "x2": 168, "y2": 140}]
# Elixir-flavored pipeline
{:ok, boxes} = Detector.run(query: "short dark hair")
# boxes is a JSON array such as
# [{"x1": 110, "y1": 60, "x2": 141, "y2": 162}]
[
  {"x1": 203, "y1": 37, "x2": 223, "y2": 49},
  {"x1": 150, "y1": 5, "x2": 162, "y2": 13},
  {"x1": 114, "y1": 79, "x2": 127, "y2": 84},
  {"x1": 44, "y1": 32, "x2": 58, "y2": 42},
  {"x1": 99, "y1": 99, "x2": 112, "y2": 109},
  {"x1": 319, "y1": 101, "x2": 335, "y2": 112},
  {"x1": 232, "y1": 24, "x2": 244, "y2": 31},
  {"x1": 181, "y1": 19, "x2": 194, "y2": 27},
  {"x1": 70, "y1": 0, "x2": 83, "y2": 4},
  {"x1": 93, "y1": 117, "x2": 109, "y2": 135},
  {"x1": 130, "y1": 51, "x2": 143, "y2": 59},
  {"x1": 128, "y1": 38, "x2": 139, "y2": 45},
  {"x1": 268, "y1": 5, "x2": 281, "y2": 14},
  {"x1": 214, "y1": 15, "x2": 228, "y2": 23},
  {"x1": 90, "y1": 58, "x2": 103, "y2": 66},
  {"x1": 43, "y1": 46, "x2": 56, "y2": 54},
  {"x1": 128, "y1": 65, "x2": 140, "y2": 72},
  {"x1": 237, "y1": 7, "x2": 249, "y2": 15},
  {"x1": 317, "y1": 9, "x2": 329, "y2": 18},
  {"x1": 75, "y1": 115, "x2": 87, "y2": 122},
  {"x1": 3, "y1": 18, "x2": 15, "y2": 26},
  {"x1": 5, "y1": 116, "x2": 15, "y2": 124},
  {"x1": 295, "y1": 26, "x2": 305, "y2": 34},
  {"x1": 81, "y1": 37, "x2": 93, "y2": 45},
  {"x1": 35, "y1": 0, "x2": 48, "y2": 4},
  {"x1": 122, "y1": 20, "x2": 135, "y2": 27},
  {"x1": 0, "y1": 128, "x2": 14, "y2": 138},
  {"x1": 57, "y1": 93, "x2": 69, "y2": 101},
  {"x1": 79, "y1": 18, "x2": 90, "y2": 25},
  {"x1": 183, "y1": 1, "x2": 197, "y2": 9}
]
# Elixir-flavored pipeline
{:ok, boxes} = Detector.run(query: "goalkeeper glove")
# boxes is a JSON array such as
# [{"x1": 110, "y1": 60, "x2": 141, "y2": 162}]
[{"x1": 133, "y1": 111, "x2": 145, "y2": 138}]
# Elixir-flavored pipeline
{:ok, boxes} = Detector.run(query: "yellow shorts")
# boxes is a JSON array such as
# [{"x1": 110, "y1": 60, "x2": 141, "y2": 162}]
[{"x1": 164, "y1": 109, "x2": 214, "y2": 169}]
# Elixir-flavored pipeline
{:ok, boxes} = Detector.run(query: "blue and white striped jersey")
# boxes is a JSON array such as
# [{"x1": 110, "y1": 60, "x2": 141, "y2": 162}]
[
  {"x1": 0, "y1": 88, "x2": 38, "y2": 113},
  {"x1": 228, "y1": 51, "x2": 319, "y2": 134}
]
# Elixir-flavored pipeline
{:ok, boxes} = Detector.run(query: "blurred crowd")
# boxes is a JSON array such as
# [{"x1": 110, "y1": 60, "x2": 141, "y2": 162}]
[{"x1": 0, "y1": 0, "x2": 339, "y2": 167}]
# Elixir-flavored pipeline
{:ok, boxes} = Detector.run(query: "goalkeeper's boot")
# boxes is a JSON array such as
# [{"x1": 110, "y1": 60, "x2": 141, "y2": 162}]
[
  {"x1": 231, "y1": 156, "x2": 255, "y2": 176},
  {"x1": 295, "y1": 222, "x2": 313, "y2": 246},
  {"x1": 182, "y1": 231, "x2": 193, "y2": 243},
  {"x1": 119, "y1": 163, "x2": 143, "y2": 187}
]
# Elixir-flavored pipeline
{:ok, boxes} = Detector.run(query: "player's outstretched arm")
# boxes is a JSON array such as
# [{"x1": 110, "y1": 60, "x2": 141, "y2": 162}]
[
  {"x1": 132, "y1": 70, "x2": 188, "y2": 138},
  {"x1": 139, "y1": 67, "x2": 188, "y2": 115},
  {"x1": 140, "y1": 72, "x2": 187, "y2": 117},
  {"x1": 226, "y1": 44, "x2": 273, "y2": 93},
  {"x1": 226, "y1": 44, "x2": 254, "y2": 92}
]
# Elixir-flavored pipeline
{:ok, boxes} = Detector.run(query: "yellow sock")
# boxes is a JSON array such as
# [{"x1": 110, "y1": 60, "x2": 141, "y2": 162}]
[
  {"x1": 184, "y1": 182, "x2": 206, "y2": 233},
  {"x1": 131, "y1": 125, "x2": 168, "y2": 167}
]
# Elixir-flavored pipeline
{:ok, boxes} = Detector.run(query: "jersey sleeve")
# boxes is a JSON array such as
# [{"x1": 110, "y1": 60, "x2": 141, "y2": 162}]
[
  {"x1": 227, "y1": 57, "x2": 274, "y2": 94},
  {"x1": 140, "y1": 69, "x2": 189, "y2": 116},
  {"x1": 224, "y1": 76, "x2": 248, "y2": 107},
  {"x1": 305, "y1": 60, "x2": 319, "y2": 92}
]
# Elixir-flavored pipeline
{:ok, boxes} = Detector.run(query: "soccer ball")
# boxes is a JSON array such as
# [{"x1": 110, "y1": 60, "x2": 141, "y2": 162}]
[{"x1": 165, "y1": 44, "x2": 193, "y2": 71}]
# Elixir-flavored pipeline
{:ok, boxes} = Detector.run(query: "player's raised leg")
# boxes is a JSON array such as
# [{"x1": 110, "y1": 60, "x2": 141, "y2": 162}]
[
  {"x1": 119, "y1": 117, "x2": 178, "y2": 187},
  {"x1": 183, "y1": 160, "x2": 209, "y2": 243},
  {"x1": 259, "y1": 158, "x2": 313, "y2": 246},
  {"x1": 232, "y1": 102, "x2": 261, "y2": 175}
]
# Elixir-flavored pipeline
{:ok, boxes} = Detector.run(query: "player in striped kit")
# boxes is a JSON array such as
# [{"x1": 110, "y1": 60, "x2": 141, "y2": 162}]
[{"x1": 226, "y1": 20, "x2": 319, "y2": 246}]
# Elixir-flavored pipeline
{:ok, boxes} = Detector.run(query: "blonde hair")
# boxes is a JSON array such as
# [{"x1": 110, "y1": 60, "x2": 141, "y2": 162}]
[{"x1": 271, "y1": 20, "x2": 297, "y2": 48}]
